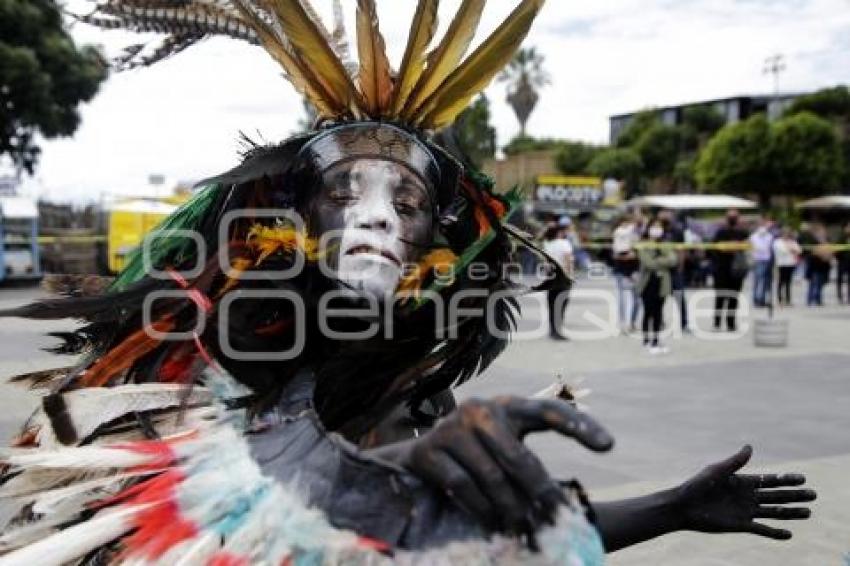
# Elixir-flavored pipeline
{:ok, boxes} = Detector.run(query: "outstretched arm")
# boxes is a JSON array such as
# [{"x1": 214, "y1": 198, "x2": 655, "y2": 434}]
[{"x1": 594, "y1": 445, "x2": 816, "y2": 552}]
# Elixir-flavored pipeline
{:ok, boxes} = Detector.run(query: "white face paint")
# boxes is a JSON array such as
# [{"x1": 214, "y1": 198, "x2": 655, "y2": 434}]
[{"x1": 311, "y1": 159, "x2": 434, "y2": 300}]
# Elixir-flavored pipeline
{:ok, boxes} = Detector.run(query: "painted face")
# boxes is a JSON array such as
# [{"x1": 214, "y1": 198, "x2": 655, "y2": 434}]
[{"x1": 309, "y1": 158, "x2": 435, "y2": 299}]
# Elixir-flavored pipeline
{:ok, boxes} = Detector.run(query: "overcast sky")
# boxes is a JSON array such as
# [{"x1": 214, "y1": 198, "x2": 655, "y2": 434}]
[{"x1": 17, "y1": 0, "x2": 850, "y2": 202}]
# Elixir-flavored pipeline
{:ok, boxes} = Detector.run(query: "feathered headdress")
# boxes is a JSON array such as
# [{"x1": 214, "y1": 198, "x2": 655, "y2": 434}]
[{"x1": 77, "y1": 0, "x2": 545, "y2": 129}]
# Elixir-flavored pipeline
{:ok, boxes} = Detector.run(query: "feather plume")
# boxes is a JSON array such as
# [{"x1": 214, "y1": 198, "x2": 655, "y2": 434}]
[
  {"x1": 418, "y1": 0, "x2": 546, "y2": 128},
  {"x1": 401, "y1": 0, "x2": 484, "y2": 119},
  {"x1": 35, "y1": 384, "x2": 213, "y2": 449},
  {"x1": 356, "y1": 0, "x2": 393, "y2": 115},
  {"x1": 391, "y1": 0, "x2": 439, "y2": 117},
  {"x1": 0, "y1": 505, "x2": 144, "y2": 565},
  {"x1": 231, "y1": 0, "x2": 338, "y2": 117},
  {"x1": 8, "y1": 366, "x2": 73, "y2": 390},
  {"x1": 41, "y1": 275, "x2": 115, "y2": 297},
  {"x1": 80, "y1": 319, "x2": 176, "y2": 387},
  {"x1": 264, "y1": 0, "x2": 365, "y2": 115},
  {"x1": 2, "y1": 446, "x2": 162, "y2": 471}
]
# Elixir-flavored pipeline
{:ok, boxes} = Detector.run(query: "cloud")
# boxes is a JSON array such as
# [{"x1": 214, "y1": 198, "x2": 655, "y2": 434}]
[{"x1": 22, "y1": 0, "x2": 850, "y2": 201}]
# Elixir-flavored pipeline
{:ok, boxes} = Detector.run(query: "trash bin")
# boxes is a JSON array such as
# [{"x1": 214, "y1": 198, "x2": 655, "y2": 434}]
[{"x1": 753, "y1": 318, "x2": 789, "y2": 348}]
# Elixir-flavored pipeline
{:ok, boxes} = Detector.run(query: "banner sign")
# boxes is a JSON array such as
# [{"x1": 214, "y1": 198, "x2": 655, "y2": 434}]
[{"x1": 534, "y1": 175, "x2": 604, "y2": 208}]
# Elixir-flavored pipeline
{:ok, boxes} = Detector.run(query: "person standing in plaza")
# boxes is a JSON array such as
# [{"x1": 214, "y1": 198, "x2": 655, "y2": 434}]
[
  {"x1": 636, "y1": 220, "x2": 678, "y2": 353},
  {"x1": 711, "y1": 209, "x2": 749, "y2": 331},
  {"x1": 749, "y1": 216, "x2": 776, "y2": 307},
  {"x1": 543, "y1": 224, "x2": 574, "y2": 340},
  {"x1": 836, "y1": 221, "x2": 850, "y2": 304},
  {"x1": 773, "y1": 227, "x2": 801, "y2": 306},
  {"x1": 804, "y1": 223, "x2": 833, "y2": 306},
  {"x1": 659, "y1": 209, "x2": 690, "y2": 333},
  {"x1": 612, "y1": 213, "x2": 641, "y2": 333}
]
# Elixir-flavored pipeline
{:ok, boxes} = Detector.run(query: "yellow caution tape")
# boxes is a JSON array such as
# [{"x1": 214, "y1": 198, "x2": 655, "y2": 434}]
[
  {"x1": 39, "y1": 235, "x2": 108, "y2": 244},
  {"x1": 581, "y1": 241, "x2": 850, "y2": 252}
]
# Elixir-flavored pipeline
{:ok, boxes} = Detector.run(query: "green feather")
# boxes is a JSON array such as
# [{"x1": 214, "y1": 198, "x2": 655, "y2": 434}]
[
  {"x1": 417, "y1": 186, "x2": 522, "y2": 306},
  {"x1": 109, "y1": 184, "x2": 221, "y2": 291}
]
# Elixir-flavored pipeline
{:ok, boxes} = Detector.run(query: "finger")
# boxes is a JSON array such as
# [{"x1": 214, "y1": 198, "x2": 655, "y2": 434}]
[
  {"x1": 755, "y1": 489, "x2": 817, "y2": 504},
  {"x1": 505, "y1": 398, "x2": 614, "y2": 452},
  {"x1": 754, "y1": 506, "x2": 811, "y2": 520},
  {"x1": 473, "y1": 414, "x2": 563, "y2": 524},
  {"x1": 714, "y1": 445, "x2": 752, "y2": 476},
  {"x1": 746, "y1": 522, "x2": 792, "y2": 540},
  {"x1": 739, "y1": 473, "x2": 806, "y2": 488},
  {"x1": 445, "y1": 433, "x2": 530, "y2": 532},
  {"x1": 413, "y1": 449, "x2": 496, "y2": 529}
]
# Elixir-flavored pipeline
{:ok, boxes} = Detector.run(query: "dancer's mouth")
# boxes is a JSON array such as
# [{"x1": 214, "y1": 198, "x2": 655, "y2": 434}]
[{"x1": 345, "y1": 245, "x2": 401, "y2": 267}]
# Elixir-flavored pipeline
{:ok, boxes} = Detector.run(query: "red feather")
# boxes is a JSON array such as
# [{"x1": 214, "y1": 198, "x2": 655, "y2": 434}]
[{"x1": 82, "y1": 318, "x2": 176, "y2": 387}]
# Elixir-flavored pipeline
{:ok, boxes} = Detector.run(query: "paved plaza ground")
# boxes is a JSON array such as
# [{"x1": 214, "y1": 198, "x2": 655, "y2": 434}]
[{"x1": 0, "y1": 277, "x2": 847, "y2": 565}]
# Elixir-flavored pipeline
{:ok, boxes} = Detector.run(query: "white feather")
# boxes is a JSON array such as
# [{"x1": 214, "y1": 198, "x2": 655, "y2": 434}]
[
  {"x1": 35, "y1": 384, "x2": 213, "y2": 448},
  {"x1": 3, "y1": 444, "x2": 157, "y2": 470},
  {"x1": 0, "y1": 505, "x2": 145, "y2": 566}
]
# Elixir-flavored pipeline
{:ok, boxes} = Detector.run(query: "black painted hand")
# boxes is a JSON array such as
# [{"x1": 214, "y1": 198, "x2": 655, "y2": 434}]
[
  {"x1": 372, "y1": 396, "x2": 613, "y2": 536},
  {"x1": 675, "y1": 445, "x2": 816, "y2": 539}
]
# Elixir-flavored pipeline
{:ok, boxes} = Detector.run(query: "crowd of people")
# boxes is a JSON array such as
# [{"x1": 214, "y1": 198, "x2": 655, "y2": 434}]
[{"x1": 541, "y1": 208, "x2": 850, "y2": 350}]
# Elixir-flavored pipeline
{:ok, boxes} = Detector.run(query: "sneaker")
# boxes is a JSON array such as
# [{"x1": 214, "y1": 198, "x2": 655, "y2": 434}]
[{"x1": 649, "y1": 345, "x2": 670, "y2": 355}]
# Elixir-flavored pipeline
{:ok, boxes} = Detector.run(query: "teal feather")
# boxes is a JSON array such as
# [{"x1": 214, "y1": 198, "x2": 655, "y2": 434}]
[{"x1": 109, "y1": 184, "x2": 221, "y2": 292}]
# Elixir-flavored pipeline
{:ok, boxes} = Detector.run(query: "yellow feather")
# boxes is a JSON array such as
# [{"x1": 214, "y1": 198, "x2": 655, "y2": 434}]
[
  {"x1": 356, "y1": 0, "x2": 393, "y2": 115},
  {"x1": 265, "y1": 0, "x2": 365, "y2": 115},
  {"x1": 401, "y1": 0, "x2": 484, "y2": 120},
  {"x1": 396, "y1": 248, "x2": 458, "y2": 300},
  {"x1": 232, "y1": 0, "x2": 338, "y2": 116},
  {"x1": 418, "y1": 0, "x2": 545, "y2": 129},
  {"x1": 390, "y1": 0, "x2": 439, "y2": 117}
]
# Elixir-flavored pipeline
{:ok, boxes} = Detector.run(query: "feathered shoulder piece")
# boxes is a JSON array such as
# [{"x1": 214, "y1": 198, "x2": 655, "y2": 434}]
[
  {"x1": 0, "y1": 378, "x2": 604, "y2": 565},
  {"x1": 77, "y1": 0, "x2": 545, "y2": 129}
]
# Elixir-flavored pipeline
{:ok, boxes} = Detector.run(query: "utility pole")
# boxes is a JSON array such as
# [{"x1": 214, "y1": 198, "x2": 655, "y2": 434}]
[
  {"x1": 763, "y1": 54, "x2": 786, "y2": 119},
  {"x1": 763, "y1": 54, "x2": 786, "y2": 96}
]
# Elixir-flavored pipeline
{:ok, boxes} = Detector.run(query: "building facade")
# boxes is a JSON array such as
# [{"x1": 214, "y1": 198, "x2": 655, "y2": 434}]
[{"x1": 609, "y1": 93, "x2": 803, "y2": 144}]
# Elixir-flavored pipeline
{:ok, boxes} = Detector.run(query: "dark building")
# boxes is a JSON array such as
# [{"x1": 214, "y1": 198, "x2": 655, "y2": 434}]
[{"x1": 609, "y1": 93, "x2": 804, "y2": 144}]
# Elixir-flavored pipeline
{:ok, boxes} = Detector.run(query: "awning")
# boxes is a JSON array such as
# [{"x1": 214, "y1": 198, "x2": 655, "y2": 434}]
[
  {"x1": 795, "y1": 195, "x2": 850, "y2": 209},
  {"x1": 624, "y1": 195, "x2": 757, "y2": 210}
]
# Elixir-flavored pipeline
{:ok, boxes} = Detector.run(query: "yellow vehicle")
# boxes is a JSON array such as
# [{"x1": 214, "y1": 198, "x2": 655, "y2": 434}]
[{"x1": 106, "y1": 195, "x2": 189, "y2": 273}]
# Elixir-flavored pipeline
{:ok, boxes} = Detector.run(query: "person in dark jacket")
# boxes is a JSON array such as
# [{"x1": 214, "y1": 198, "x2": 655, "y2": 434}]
[
  {"x1": 801, "y1": 223, "x2": 833, "y2": 306},
  {"x1": 836, "y1": 222, "x2": 850, "y2": 304},
  {"x1": 711, "y1": 210, "x2": 749, "y2": 331}
]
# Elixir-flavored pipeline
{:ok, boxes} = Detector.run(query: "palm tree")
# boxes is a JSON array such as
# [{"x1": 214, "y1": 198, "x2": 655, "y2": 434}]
[{"x1": 499, "y1": 47, "x2": 550, "y2": 137}]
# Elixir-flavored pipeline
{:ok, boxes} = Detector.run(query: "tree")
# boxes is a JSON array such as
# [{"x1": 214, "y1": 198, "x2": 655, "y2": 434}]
[
  {"x1": 554, "y1": 141, "x2": 600, "y2": 175},
  {"x1": 587, "y1": 148, "x2": 643, "y2": 195},
  {"x1": 615, "y1": 110, "x2": 659, "y2": 148},
  {"x1": 633, "y1": 122, "x2": 682, "y2": 181},
  {"x1": 498, "y1": 47, "x2": 549, "y2": 137},
  {"x1": 696, "y1": 114, "x2": 774, "y2": 205},
  {"x1": 0, "y1": 0, "x2": 107, "y2": 175},
  {"x1": 786, "y1": 86, "x2": 850, "y2": 121},
  {"x1": 502, "y1": 136, "x2": 563, "y2": 156},
  {"x1": 771, "y1": 111, "x2": 842, "y2": 197},
  {"x1": 450, "y1": 94, "x2": 497, "y2": 169},
  {"x1": 696, "y1": 112, "x2": 842, "y2": 208},
  {"x1": 680, "y1": 105, "x2": 725, "y2": 152},
  {"x1": 785, "y1": 85, "x2": 850, "y2": 188}
]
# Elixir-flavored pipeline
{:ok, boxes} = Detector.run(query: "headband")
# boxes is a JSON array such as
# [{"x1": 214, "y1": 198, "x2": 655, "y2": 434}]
[{"x1": 298, "y1": 123, "x2": 442, "y2": 193}]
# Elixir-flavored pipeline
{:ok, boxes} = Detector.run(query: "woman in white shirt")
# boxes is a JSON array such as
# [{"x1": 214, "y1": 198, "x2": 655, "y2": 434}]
[
  {"x1": 543, "y1": 225, "x2": 574, "y2": 339},
  {"x1": 773, "y1": 228, "x2": 802, "y2": 306},
  {"x1": 611, "y1": 215, "x2": 641, "y2": 333}
]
